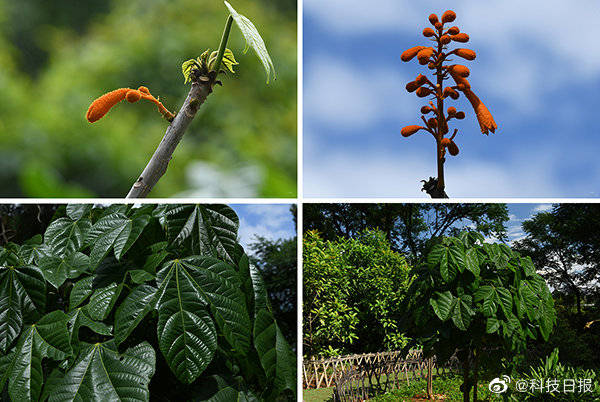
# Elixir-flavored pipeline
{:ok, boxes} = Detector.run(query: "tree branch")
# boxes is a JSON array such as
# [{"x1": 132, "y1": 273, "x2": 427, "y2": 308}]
[{"x1": 126, "y1": 80, "x2": 212, "y2": 198}]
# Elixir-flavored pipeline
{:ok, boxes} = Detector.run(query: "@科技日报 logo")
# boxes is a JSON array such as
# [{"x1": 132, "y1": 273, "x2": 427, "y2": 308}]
[{"x1": 489, "y1": 375, "x2": 511, "y2": 394}]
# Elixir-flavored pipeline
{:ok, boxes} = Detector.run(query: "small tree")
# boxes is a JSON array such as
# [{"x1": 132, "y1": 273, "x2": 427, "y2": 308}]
[
  {"x1": 400, "y1": 231, "x2": 556, "y2": 401},
  {"x1": 400, "y1": 10, "x2": 498, "y2": 198}
]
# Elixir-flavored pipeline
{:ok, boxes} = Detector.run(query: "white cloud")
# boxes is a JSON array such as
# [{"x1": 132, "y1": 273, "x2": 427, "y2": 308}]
[
  {"x1": 303, "y1": 145, "x2": 562, "y2": 197},
  {"x1": 235, "y1": 205, "x2": 295, "y2": 253},
  {"x1": 532, "y1": 204, "x2": 553, "y2": 213},
  {"x1": 304, "y1": 56, "x2": 418, "y2": 131},
  {"x1": 305, "y1": 1, "x2": 600, "y2": 115}
]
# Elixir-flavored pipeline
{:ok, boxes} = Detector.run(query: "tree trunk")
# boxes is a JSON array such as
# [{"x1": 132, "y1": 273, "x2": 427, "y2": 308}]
[
  {"x1": 462, "y1": 352, "x2": 471, "y2": 402},
  {"x1": 472, "y1": 348, "x2": 478, "y2": 402},
  {"x1": 427, "y1": 357, "x2": 433, "y2": 399}
]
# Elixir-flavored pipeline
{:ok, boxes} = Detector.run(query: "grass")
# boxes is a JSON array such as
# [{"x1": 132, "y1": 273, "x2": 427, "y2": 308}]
[{"x1": 303, "y1": 375, "x2": 504, "y2": 402}]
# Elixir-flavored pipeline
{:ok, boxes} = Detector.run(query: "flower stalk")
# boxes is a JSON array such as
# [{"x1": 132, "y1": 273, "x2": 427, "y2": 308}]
[{"x1": 400, "y1": 10, "x2": 498, "y2": 198}]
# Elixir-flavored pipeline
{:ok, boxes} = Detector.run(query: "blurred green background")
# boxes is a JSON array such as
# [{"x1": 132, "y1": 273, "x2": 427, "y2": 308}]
[{"x1": 0, "y1": 0, "x2": 297, "y2": 197}]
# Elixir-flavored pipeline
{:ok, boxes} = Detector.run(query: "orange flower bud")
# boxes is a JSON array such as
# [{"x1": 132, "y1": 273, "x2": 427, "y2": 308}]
[
  {"x1": 454, "y1": 48, "x2": 476, "y2": 60},
  {"x1": 434, "y1": 22, "x2": 443, "y2": 30},
  {"x1": 451, "y1": 33, "x2": 470, "y2": 43},
  {"x1": 447, "y1": 26, "x2": 460, "y2": 35},
  {"x1": 440, "y1": 35, "x2": 451, "y2": 45},
  {"x1": 137, "y1": 86, "x2": 150, "y2": 94},
  {"x1": 415, "y1": 74, "x2": 427, "y2": 85},
  {"x1": 427, "y1": 117, "x2": 438, "y2": 127},
  {"x1": 448, "y1": 141, "x2": 459, "y2": 156},
  {"x1": 421, "y1": 106, "x2": 433, "y2": 114},
  {"x1": 416, "y1": 87, "x2": 432, "y2": 97},
  {"x1": 447, "y1": 106, "x2": 457, "y2": 116},
  {"x1": 428, "y1": 62, "x2": 436, "y2": 69},
  {"x1": 441, "y1": 138, "x2": 451, "y2": 147},
  {"x1": 429, "y1": 14, "x2": 439, "y2": 25},
  {"x1": 406, "y1": 80, "x2": 420, "y2": 92},
  {"x1": 443, "y1": 87, "x2": 459, "y2": 100},
  {"x1": 463, "y1": 89, "x2": 498, "y2": 134},
  {"x1": 401, "y1": 46, "x2": 426, "y2": 62},
  {"x1": 442, "y1": 10, "x2": 456, "y2": 24},
  {"x1": 401, "y1": 125, "x2": 424, "y2": 137},
  {"x1": 126, "y1": 90, "x2": 142, "y2": 103},
  {"x1": 447, "y1": 64, "x2": 470, "y2": 77},
  {"x1": 455, "y1": 111, "x2": 465, "y2": 119},
  {"x1": 86, "y1": 88, "x2": 129, "y2": 123},
  {"x1": 423, "y1": 28, "x2": 435, "y2": 37},
  {"x1": 417, "y1": 48, "x2": 434, "y2": 64}
]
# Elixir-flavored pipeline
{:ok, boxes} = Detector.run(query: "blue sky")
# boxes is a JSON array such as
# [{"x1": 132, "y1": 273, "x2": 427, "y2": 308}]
[
  {"x1": 231, "y1": 204, "x2": 296, "y2": 253},
  {"x1": 303, "y1": 1, "x2": 600, "y2": 197},
  {"x1": 498, "y1": 203, "x2": 552, "y2": 244}
]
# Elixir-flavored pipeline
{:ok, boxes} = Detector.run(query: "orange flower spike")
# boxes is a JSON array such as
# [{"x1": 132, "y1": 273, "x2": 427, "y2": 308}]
[
  {"x1": 86, "y1": 88, "x2": 129, "y2": 123},
  {"x1": 463, "y1": 89, "x2": 498, "y2": 134},
  {"x1": 441, "y1": 10, "x2": 457, "y2": 24},
  {"x1": 401, "y1": 125, "x2": 425, "y2": 137},
  {"x1": 401, "y1": 46, "x2": 426, "y2": 62},
  {"x1": 451, "y1": 33, "x2": 470, "y2": 43},
  {"x1": 454, "y1": 48, "x2": 477, "y2": 60}
]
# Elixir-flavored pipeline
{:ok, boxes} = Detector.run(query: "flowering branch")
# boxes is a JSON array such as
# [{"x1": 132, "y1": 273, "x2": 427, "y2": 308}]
[{"x1": 400, "y1": 10, "x2": 498, "y2": 198}]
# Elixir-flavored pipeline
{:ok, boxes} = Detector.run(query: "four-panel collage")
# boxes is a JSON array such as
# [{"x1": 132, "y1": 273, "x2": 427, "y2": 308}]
[{"x1": 0, "y1": 0, "x2": 599, "y2": 401}]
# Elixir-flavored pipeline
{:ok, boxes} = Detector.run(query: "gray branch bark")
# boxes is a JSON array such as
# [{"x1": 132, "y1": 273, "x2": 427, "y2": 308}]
[{"x1": 126, "y1": 80, "x2": 212, "y2": 198}]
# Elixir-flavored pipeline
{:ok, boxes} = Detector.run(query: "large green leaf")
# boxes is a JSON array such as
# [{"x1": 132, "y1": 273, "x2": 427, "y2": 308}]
[
  {"x1": 163, "y1": 205, "x2": 239, "y2": 265},
  {"x1": 474, "y1": 285, "x2": 497, "y2": 317},
  {"x1": 155, "y1": 260, "x2": 217, "y2": 383},
  {"x1": 44, "y1": 217, "x2": 91, "y2": 257},
  {"x1": 0, "y1": 264, "x2": 46, "y2": 352},
  {"x1": 496, "y1": 286, "x2": 513, "y2": 317},
  {"x1": 69, "y1": 276, "x2": 93, "y2": 310},
  {"x1": 430, "y1": 291, "x2": 455, "y2": 321},
  {"x1": 114, "y1": 284, "x2": 158, "y2": 345},
  {"x1": 451, "y1": 295, "x2": 474, "y2": 331},
  {"x1": 464, "y1": 248, "x2": 480, "y2": 277},
  {"x1": 224, "y1": 1, "x2": 276, "y2": 83},
  {"x1": 49, "y1": 341, "x2": 155, "y2": 402},
  {"x1": 448, "y1": 244, "x2": 466, "y2": 274},
  {"x1": 18, "y1": 235, "x2": 47, "y2": 265},
  {"x1": 67, "y1": 308, "x2": 112, "y2": 352},
  {"x1": 87, "y1": 212, "x2": 150, "y2": 268},
  {"x1": 4, "y1": 311, "x2": 72, "y2": 402},
  {"x1": 65, "y1": 204, "x2": 92, "y2": 221},
  {"x1": 253, "y1": 309, "x2": 296, "y2": 395},
  {"x1": 85, "y1": 282, "x2": 122, "y2": 321},
  {"x1": 179, "y1": 257, "x2": 251, "y2": 354},
  {"x1": 38, "y1": 252, "x2": 89, "y2": 288}
]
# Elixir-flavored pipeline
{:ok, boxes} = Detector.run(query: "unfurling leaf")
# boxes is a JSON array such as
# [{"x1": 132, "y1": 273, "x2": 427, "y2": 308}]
[{"x1": 224, "y1": 1, "x2": 276, "y2": 83}]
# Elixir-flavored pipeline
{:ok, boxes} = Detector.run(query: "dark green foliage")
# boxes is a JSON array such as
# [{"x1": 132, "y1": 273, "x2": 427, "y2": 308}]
[
  {"x1": 0, "y1": 204, "x2": 296, "y2": 401},
  {"x1": 303, "y1": 229, "x2": 411, "y2": 357},
  {"x1": 303, "y1": 203, "x2": 509, "y2": 259},
  {"x1": 249, "y1": 235, "x2": 297, "y2": 348},
  {"x1": 401, "y1": 231, "x2": 556, "y2": 401}
]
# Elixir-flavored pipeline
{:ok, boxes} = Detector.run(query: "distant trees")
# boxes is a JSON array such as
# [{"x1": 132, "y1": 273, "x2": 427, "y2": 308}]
[
  {"x1": 303, "y1": 203, "x2": 509, "y2": 259},
  {"x1": 514, "y1": 204, "x2": 600, "y2": 314},
  {"x1": 303, "y1": 229, "x2": 411, "y2": 357}
]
